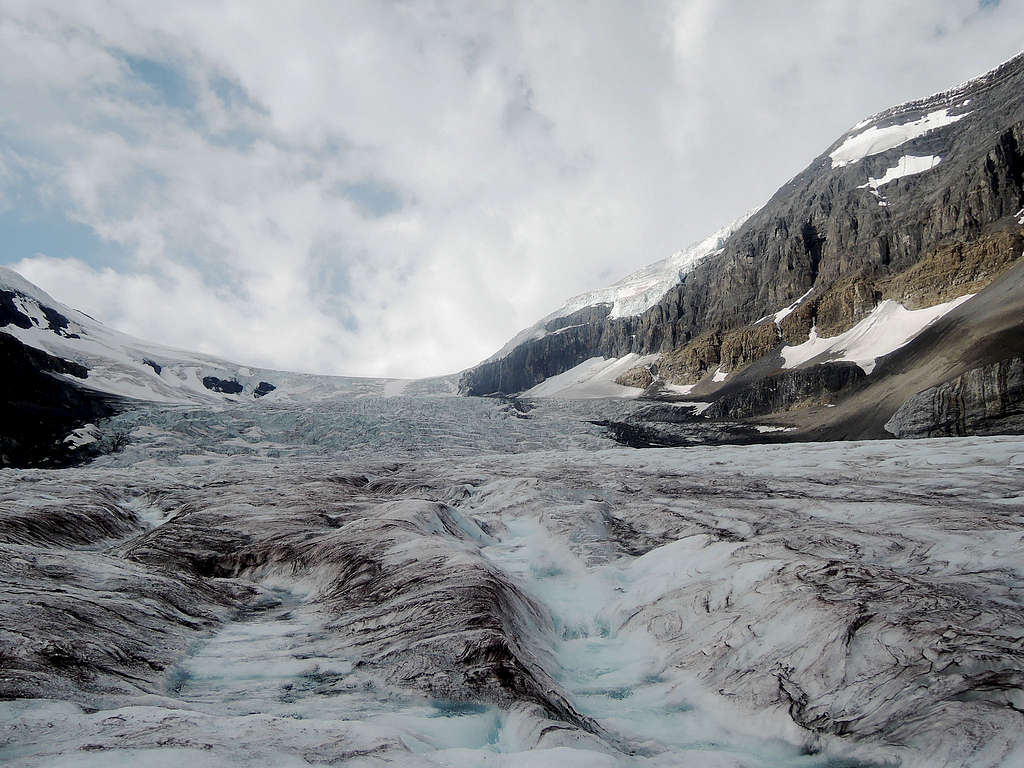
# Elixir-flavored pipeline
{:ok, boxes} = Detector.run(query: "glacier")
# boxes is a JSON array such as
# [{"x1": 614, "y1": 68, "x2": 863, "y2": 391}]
[{"x1": 2, "y1": 392, "x2": 1023, "y2": 767}]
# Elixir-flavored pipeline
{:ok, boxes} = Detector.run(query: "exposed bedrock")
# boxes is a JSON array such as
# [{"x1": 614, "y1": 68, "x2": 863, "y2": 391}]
[
  {"x1": 460, "y1": 58, "x2": 1024, "y2": 396},
  {"x1": 703, "y1": 362, "x2": 866, "y2": 419},
  {"x1": 0, "y1": 331, "x2": 123, "y2": 468},
  {"x1": 202, "y1": 375, "x2": 244, "y2": 394},
  {"x1": 613, "y1": 363, "x2": 655, "y2": 388},
  {"x1": 885, "y1": 355, "x2": 1024, "y2": 437}
]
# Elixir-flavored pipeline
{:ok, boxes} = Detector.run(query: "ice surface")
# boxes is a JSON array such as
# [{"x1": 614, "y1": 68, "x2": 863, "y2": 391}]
[
  {"x1": 781, "y1": 295, "x2": 973, "y2": 373},
  {"x1": 829, "y1": 108, "x2": 968, "y2": 167},
  {"x1": 5, "y1": 416, "x2": 1023, "y2": 766},
  {"x1": 2, "y1": 388, "x2": 1022, "y2": 766}
]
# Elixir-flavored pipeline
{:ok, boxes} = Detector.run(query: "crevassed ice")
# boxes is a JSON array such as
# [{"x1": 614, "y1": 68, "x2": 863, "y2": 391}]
[{"x1": 829, "y1": 108, "x2": 968, "y2": 168}]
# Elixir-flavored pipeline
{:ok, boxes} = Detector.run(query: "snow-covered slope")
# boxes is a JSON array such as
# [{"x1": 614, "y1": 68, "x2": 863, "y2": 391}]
[
  {"x1": 0, "y1": 266, "x2": 421, "y2": 404},
  {"x1": 522, "y1": 353, "x2": 660, "y2": 399},
  {"x1": 781, "y1": 295, "x2": 975, "y2": 374},
  {"x1": 488, "y1": 212, "x2": 754, "y2": 363},
  {"x1": 829, "y1": 107, "x2": 969, "y2": 167}
]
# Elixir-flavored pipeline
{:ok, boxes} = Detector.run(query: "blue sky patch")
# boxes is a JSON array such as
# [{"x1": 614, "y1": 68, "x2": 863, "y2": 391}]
[
  {"x1": 125, "y1": 55, "x2": 194, "y2": 109},
  {"x1": 0, "y1": 209, "x2": 120, "y2": 269},
  {"x1": 340, "y1": 179, "x2": 403, "y2": 218}
]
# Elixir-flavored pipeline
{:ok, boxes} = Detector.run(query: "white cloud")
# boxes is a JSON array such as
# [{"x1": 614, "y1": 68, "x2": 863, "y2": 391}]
[{"x1": 0, "y1": 0, "x2": 1021, "y2": 376}]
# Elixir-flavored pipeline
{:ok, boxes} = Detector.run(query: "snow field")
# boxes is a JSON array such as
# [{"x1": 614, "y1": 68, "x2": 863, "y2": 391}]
[
  {"x1": 829, "y1": 108, "x2": 968, "y2": 167},
  {"x1": 781, "y1": 295, "x2": 973, "y2": 374}
]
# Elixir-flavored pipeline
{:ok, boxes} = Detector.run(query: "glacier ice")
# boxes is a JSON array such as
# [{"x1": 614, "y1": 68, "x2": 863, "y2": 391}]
[{"x1": 1, "y1": 395, "x2": 1022, "y2": 767}]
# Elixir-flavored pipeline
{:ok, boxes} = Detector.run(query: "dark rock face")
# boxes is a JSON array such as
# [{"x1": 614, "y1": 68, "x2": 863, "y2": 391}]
[
  {"x1": 0, "y1": 331, "x2": 121, "y2": 467},
  {"x1": 704, "y1": 363, "x2": 867, "y2": 419},
  {"x1": 202, "y1": 376, "x2": 244, "y2": 394},
  {"x1": 0, "y1": 290, "x2": 33, "y2": 330},
  {"x1": 461, "y1": 54, "x2": 1024, "y2": 396},
  {"x1": 0, "y1": 289, "x2": 79, "y2": 338},
  {"x1": 885, "y1": 356, "x2": 1024, "y2": 437},
  {"x1": 143, "y1": 358, "x2": 162, "y2": 375},
  {"x1": 253, "y1": 380, "x2": 276, "y2": 398}
]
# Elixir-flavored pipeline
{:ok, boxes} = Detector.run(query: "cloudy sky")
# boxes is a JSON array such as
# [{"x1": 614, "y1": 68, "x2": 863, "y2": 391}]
[{"x1": 0, "y1": 1, "x2": 1021, "y2": 377}]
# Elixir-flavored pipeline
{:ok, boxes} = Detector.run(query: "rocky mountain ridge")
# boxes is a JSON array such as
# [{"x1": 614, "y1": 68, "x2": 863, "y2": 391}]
[{"x1": 459, "y1": 51, "x2": 1024, "y2": 438}]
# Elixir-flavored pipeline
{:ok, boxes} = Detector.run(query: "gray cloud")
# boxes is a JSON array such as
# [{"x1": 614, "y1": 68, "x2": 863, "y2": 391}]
[{"x1": 0, "y1": 0, "x2": 1021, "y2": 376}]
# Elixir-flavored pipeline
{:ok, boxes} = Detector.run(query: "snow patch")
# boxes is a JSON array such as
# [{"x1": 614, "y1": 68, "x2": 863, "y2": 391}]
[
  {"x1": 523, "y1": 354, "x2": 659, "y2": 399},
  {"x1": 829, "y1": 108, "x2": 968, "y2": 168},
  {"x1": 712, "y1": 367, "x2": 728, "y2": 383},
  {"x1": 63, "y1": 424, "x2": 99, "y2": 449},
  {"x1": 662, "y1": 383, "x2": 696, "y2": 395},
  {"x1": 757, "y1": 288, "x2": 814, "y2": 327},
  {"x1": 1016, "y1": 207, "x2": 1024, "y2": 225},
  {"x1": 858, "y1": 155, "x2": 941, "y2": 190},
  {"x1": 781, "y1": 295, "x2": 973, "y2": 374}
]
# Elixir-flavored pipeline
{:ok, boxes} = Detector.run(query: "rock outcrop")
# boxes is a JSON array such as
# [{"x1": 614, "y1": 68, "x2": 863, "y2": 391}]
[
  {"x1": 704, "y1": 363, "x2": 866, "y2": 419},
  {"x1": 0, "y1": 331, "x2": 123, "y2": 467},
  {"x1": 884, "y1": 356, "x2": 1024, "y2": 437},
  {"x1": 613, "y1": 364, "x2": 655, "y2": 388}
]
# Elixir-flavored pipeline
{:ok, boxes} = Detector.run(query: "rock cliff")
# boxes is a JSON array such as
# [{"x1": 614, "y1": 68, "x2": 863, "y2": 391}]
[{"x1": 885, "y1": 356, "x2": 1024, "y2": 437}]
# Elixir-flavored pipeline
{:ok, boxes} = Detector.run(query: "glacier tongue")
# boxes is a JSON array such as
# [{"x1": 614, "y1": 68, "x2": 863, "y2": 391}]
[{"x1": 2, "y1": 395, "x2": 1023, "y2": 767}]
